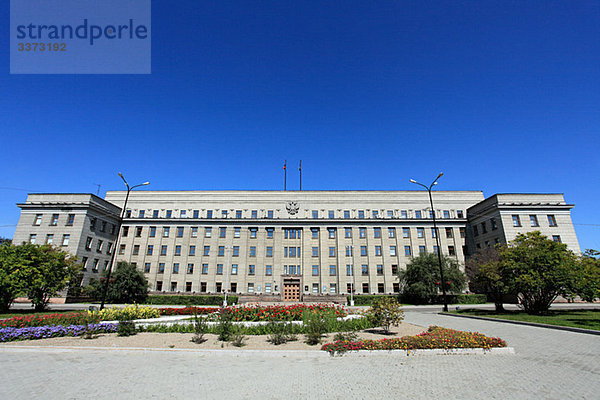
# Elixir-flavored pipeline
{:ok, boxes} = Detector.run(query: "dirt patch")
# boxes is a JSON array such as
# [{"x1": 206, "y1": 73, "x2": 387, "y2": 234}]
[{"x1": 0, "y1": 322, "x2": 426, "y2": 350}]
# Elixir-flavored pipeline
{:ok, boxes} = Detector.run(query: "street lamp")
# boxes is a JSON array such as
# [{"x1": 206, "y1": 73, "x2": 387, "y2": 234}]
[
  {"x1": 223, "y1": 245, "x2": 232, "y2": 307},
  {"x1": 346, "y1": 245, "x2": 355, "y2": 307},
  {"x1": 410, "y1": 172, "x2": 449, "y2": 312},
  {"x1": 100, "y1": 173, "x2": 149, "y2": 310}
]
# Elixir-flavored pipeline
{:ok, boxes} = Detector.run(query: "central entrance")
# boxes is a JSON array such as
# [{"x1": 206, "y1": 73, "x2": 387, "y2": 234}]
[{"x1": 282, "y1": 278, "x2": 301, "y2": 302}]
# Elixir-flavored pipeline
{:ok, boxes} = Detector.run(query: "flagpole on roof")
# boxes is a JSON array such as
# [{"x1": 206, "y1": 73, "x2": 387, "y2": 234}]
[
  {"x1": 299, "y1": 160, "x2": 302, "y2": 191},
  {"x1": 283, "y1": 160, "x2": 287, "y2": 191}
]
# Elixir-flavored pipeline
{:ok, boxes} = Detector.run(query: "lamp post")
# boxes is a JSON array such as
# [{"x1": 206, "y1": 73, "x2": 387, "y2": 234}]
[
  {"x1": 347, "y1": 245, "x2": 355, "y2": 307},
  {"x1": 223, "y1": 245, "x2": 232, "y2": 307},
  {"x1": 410, "y1": 172, "x2": 449, "y2": 312},
  {"x1": 99, "y1": 173, "x2": 149, "y2": 310}
]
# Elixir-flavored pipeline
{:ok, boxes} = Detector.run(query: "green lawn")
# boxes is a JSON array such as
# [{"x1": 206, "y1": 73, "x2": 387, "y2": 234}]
[
  {"x1": 0, "y1": 310, "x2": 83, "y2": 320},
  {"x1": 451, "y1": 309, "x2": 600, "y2": 331}
]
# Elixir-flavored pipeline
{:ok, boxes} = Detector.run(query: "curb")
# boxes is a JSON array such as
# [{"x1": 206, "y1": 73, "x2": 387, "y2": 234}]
[
  {"x1": 440, "y1": 312, "x2": 600, "y2": 336},
  {"x1": 0, "y1": 344, "x2": 514, "y2": 357}
]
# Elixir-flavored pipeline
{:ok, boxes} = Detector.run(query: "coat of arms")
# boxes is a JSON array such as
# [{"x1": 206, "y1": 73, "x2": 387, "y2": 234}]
[{"x1": 286, "y1": 201, "x2": 299, "y2": 215}]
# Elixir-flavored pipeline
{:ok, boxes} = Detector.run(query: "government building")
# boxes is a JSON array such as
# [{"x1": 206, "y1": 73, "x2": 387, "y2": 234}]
[{"x1": 12, "y1": 190, "x2": 581, "y2": 301}]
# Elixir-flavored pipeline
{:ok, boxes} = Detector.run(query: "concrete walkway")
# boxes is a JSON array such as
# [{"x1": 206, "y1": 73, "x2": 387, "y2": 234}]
[{"x1": 1, "y1": 310, "x2": 598, "y2": 399}]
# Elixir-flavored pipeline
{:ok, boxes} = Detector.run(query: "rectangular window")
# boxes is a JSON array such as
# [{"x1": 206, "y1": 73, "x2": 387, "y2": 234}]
[
  {"x1": 446, "y1": 227, "x2": 453, "y2": 238},
  {"x1": 160, "y1": 245, "x2": 167, "y2": 256},
  {"x1": 203, "y1": 246, "x2": 210, "y2": 256},
  {"x1": 219, "y1": 227, "x2": 226, "y2": 238},
  {"x1": 391, "y1": 264, "x2": 398, "y2": 275},
  {"x1": 149, "y1": 226, "x2": 156, "y2": 237},
  {"x1": 360, "y1": 246, "x2": 367, "y2": 256},
  {"x1": 234, "y1": 227, "x2": 241, "y2": 238},
  {"x1": 431, "y1": 228, "x2": 437, "y2": 238},
  {"x1": 85, "y1": 237, "x2": 93, "y2": 250},
  {"x1": 434, "y1": 245, "x2": 439, "y2": 254},
  {"x1": 443, "y1": 210, "x2": 450, "y2": 219},
  {"x1": 491, "y1": 219, "x2": 498, "y2": 230},
  {"x1": 375, "y1": 246, "x2": 382, "y2": 256},
  {"x1": 312, "y1": 283, "x2": 319, "y2": 293},
  {"x1": 134, "y1": 226, "x2": 142, "y2": 237},
  {"x1": 45, "y1": 234, "x2": 54, "y2": 244},
  {"x1": 329, "y1": 265, "x2": 337, "y2": 276},
  {"x1": 187, "y1": 263, "x2": 194, "y2": 274},
  {"x1": 147, "y1": 245, "x2": 154, "y2": 255},
  {"x1": 170, "y1": 282, "x2": 177, "y2": 291},
  {"x1": 156, "y1": 281, "x2": 163, "y2": 291},
  {"x1": 358, "y1": 210, "x2": 365, "y2": 219},
  {"x1": 312, "y1": 210, "x2": 319, "y2": 219},
  {"x1": 200, "y1": 282, "x2": 207, "y2": 292},
  {"x1": 419, "y1": 245, "x2": 426, "y2": 255},
  {"x1": 248, "y1": 265, "x2": 255, "y2": 275},
  {"x1": 166, "y1": 210, "x2": 172, "y2": 218},
  {"x1": 415, "y1": 210, "x2": 422, "y2": 219},
  {"x1": 189, "y1": 245, "x2": 196, "y2": 256},
  {"x1": 377, "y1": 264, "x2": 383, "y2": 275},
  {"x1": 404, "y1": 245, "x2": 411, "y2": 256},
  {"x1": 144, "y1": 263, "x2": 151, "y2": 273},
  {"x1": 387, "y1": 210, "x2": 394, "y2": 218},
  {"x1": 312, "y1": 265, "x2": 319, "y2": 276},
  {"x1": 66, "y1": 214, "x2": 75, "y2": 226},
  {"x1": 158, "y1": 263, "x2": 165, "y2": 273},
  {"x1": 390, "y1": 246, "x2": 397, "y2": 256},
  {"x1": 311, "y1": 228, "x2": 319, "y2": 239},
  {"x1": 205, "y1": 227, "x2": 212, "y2": 238},
  {"x1": 457, "y1": 210, "x2": 464, "y2": 218},
  {"x1": 266, "y1": 228, "x2": 274, "y2": 239},
  {"x1": 173, "y1": 263, "x2": 179, "y2": 274},
  {"x1": 62, "y1": 234, "x2": 70, "y2": 246},
  {"x1": 266, "y1": 246, "x2": 273, "y2": 257},
  {"x1": 312, "y1": 247, "x2": 319, "y2": 257},
  {"x1": 133, "y1": 245, "x2": 140, "y2": 255},
  {"x1": 328, "y1": 210, "x2": 335, "y2": 218},
  {"x1": 186, "y1": 282, "x2": 192, "y2": 292},
  {"x1": 402, "y1": 228, "x2": 410, "y2": 238},
  {"x1": 153, "y1": 210, "x2": 159, "y2": 218},
  {"x1": 249, "y1": 246, "x2": 256, "y2": 257},
  {"x1": 50, "y1": 214, "x2": 59, "y2": 226},
  {"x1": 344, "y1": 210, "x2": 350, "y2": 219},
  {"x1": 346, "y1": 264, "x2": 353, "y2": 276},
  {"x1": 361, "y1": 265, "x2": 368, "y2": 276},
  {"x1": 217, "y1": 264, "x2": 223, "y2": 275},
  {"x1": 417, "y1": 228, "x2": 424, "y2": 238},
  {"x1": 206, "y1": 210, "x2": 213, "y2": 219},
  {"x1": 163, "y1": 227, "x2": 170, "y2": 237},
  {"x1": 512, "y1": 215, "x2": 521, "y2": 227},
  {"x1": 29, "y1": 234, "x2": 37, "y2": 244},
  {"x1": 247, "y1": 283, "x2": 254, "y2": 293},
  {"x1": 373, "y1": 227, "x2": 381, "y2": 238},
  {"x1": 552, "y1": 235, "x2": 561, "y2": 243},
  {"x1": 218, "y1": 246, "x2": 225, "y2": 256},
  {"x1": 372, "y1": 210, "x2": 379, "y2": 218},
  {"x1": 401, "y1": 210, "x2": 408, "y2": 219},
  {"x1": 328, "y1": 228, "x2": 336, "y2": 239},
  {"x1": 265, "y1": 265, "x2": 273, "y2": 276},
  {"x1": 107, "y1": 242, "x2": 113, "y2": 255},
  {"x1": 192, "y1": 210, "x2": 199, "y2": 218},
  {"x1": 92, "y1": 259, "x2": 99, "y2": 272},
  {"x1": 473, "y1": 225, "x2": 479, "y2": 236},
  {"x1": 174, "y1": 245, "x2": 182, "y2": 256},
  {"x1": 548, "y1": 215, "x2": 557, "y2": 227},
  {"x1": 100, "y1": 221, "x2": 107, "y2": 232},
  {"x1": 448, "y1": 246, "x2": 456, "y2": 256},
  {"x1": 267, "y1": 210, "x2": 274, "y2": 219},
  {"x1": 90, "y1": 218, "x2": 97, "y2": 231},
  {"x1": 345, "y1": 228, "x2": 352, "y2": 238},
  {"x1": 359, "y1": 228, "x2": 366, "y2": 238},
  {"x1": 180, "y1": 210, "x2": 187, "y2": 218},
  {"x1": 121, "y1": 226, "x2": 129, "y2": 237},
  {"x1": 202, "y1": 264, "x2": 208, "y2": 274},
  {"x1": 236, "y1": 210, "x2": 242, "y2": 219},
  {"x1": 378, "y1": 283, "x2": 385, "y2": 294},
  {"x1": 222, "y1": 210, "x2": 228, "y2": 218},
  {"x1": 176, "y1": 227, "x2": 184, "y2": 237},
  {"x1": 330, "y1": 283, "x2": 337, "y2": 294},
  {"x1": 232, "y1": 246, "x2": 239, "y2": 257},
  {"x1": 481, "y1": 222, "x2": 487, "y2": 234},
  {"x1": 265, "y1": 283, "x2": 272, "y2": 293},
  {"x1": 329, "y1": 247, "x2": 336, "y2": 257},
  {"x1": 429, "y1": 210, "x2": 435, "y2": 219},
  {"x1": 231, "y1": 264, "x2": 238, "y2": 275},
  {"x1": 251, "y1": 210, "x2": 258, "y2": 218},
  {"x1": 249, "y1": 228, "x2": 257, "y2": 238},
  {"x1": 388, "y1": 228, "x2": 396, "y2": 238},
  {"x1": 460, "y1": 227, "x2": 466, "y2": 238},
  {"x1": 191, "y1": 227, "x2": 198, "y2": 237}
]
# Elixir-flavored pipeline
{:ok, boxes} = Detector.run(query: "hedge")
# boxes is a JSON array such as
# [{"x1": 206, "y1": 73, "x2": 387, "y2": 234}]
[
  {"x1": 144, "y1": 295, "x2": 238, "y2": 306},
  {"x1": 347, "y1": 294, "x2": 487, "y2": 305}
]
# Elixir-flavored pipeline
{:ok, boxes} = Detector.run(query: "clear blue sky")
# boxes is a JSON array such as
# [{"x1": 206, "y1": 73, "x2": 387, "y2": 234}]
[{"x1": 1, "y1": 1, "x2": 599, "y2": 250}]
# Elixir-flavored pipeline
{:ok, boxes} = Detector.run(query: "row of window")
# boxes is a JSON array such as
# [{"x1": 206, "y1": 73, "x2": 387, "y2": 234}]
[
  {"x1": 473, "y1": 214, "x2": 559, "y2": 236},
  {"x1": 32, "y1": 213, "x2": 76, "y2": 227},
  {"x1": 155, "y1": 281, "x2": 400, "y2": 295},
  {"x1": 140, "y1": 262, "x2": 406, "y2": 277},
  {"x1": 123, "y1": 226, "x2": 466, "y2": 240},
  {"x1": 121, "y1": 243, "x2": 458, "y2": 257},
  {"x1": 126, "y1": 208, "x2": 465, "y2": 220},
  {"x1": 29, "y1": 233, "x2": 70, "y2": 246}
]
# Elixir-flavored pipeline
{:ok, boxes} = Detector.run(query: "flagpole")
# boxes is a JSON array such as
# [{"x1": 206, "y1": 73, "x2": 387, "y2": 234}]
[
  {"x1": 284, "y1": 160, "x2": 287, "y2": 191},
  {"x1": 299, "y1": 160, "x2": 302, "y2": 191}
]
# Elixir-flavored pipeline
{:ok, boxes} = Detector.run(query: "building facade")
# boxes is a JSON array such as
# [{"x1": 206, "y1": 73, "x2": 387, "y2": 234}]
[{"x1": 13, "y1": 190, "x2": 581, "y2": 301}]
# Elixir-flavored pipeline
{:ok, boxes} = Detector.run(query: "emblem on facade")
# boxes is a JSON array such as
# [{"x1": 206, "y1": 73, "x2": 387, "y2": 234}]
[{"x1": 286, "y1": 201, "x2": 299, "y2": 215}]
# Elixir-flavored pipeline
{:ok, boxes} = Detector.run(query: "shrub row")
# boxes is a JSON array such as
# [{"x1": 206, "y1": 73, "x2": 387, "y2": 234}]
[
  {"x1": 321, "y1": 325, "x2": 507, "y2": 355},
  {"x1": 89, "y1": 305, "x2": 160, "y2": 321},
  {"x1": 347, "y1": 294, "x2": 488, "y2": 305},
  {"x1": 0, "y1": 323, "x2": 117, "y2": 342},
  {"x1": 0, "y1": 312, "x2": 99, "y2": 329},
  {"x1": 144, "y1": 295, "x2": 238, "y2": 306},
  {"x1": 158, "y1": 307, "x2": 218, "y2": 316}
]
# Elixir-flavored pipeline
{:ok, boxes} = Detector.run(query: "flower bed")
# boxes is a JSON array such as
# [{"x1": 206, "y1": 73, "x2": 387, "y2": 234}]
[
  {"x1": 0, "y1": 323, "x2": 117, "y2": 342},
  {"x1": 321, "y1": 326, "x2": 507, "y2": 355},
  {"x1": 157, "y1": 304, "x2": 346, "y2": 321},
  {"x1": 159, "y1": 307, "x2": 218, "y2": 316},
  {"x1": 89, "y1": 305, "x2": 161, "y2": 321},
  {"x1": 0, "y1": 312, "x2": 99, "y2": 329}
]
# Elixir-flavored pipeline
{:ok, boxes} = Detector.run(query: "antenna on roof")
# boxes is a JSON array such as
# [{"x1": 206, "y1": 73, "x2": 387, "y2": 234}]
[{"x1": 94, "y1": 184, "x2": 101, "y2": 196}]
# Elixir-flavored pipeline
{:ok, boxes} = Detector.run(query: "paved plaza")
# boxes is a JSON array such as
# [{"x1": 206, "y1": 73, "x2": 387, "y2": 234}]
[{"x1": 1, "y1": 310, "x2": 598, "y2": 399}]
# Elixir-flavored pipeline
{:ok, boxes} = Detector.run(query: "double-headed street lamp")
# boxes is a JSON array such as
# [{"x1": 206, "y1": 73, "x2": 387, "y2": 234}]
[
  {"x1": 223, "y1": 245, "x2": 233, "y2": 307},
  {"x1": 346, "y1": 245, "x2": 355, "y2": 307},
  {"x1": 100, "y1": 173, "x2": 149, "y2": 310},
  {"x1": 410, "y1": 172, "x2": 449, "y2": 312}
]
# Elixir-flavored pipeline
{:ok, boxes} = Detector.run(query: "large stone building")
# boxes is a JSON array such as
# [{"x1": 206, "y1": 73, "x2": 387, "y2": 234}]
[{"x1": 12, "y1": 190, "x2": 581, "y2": 301}]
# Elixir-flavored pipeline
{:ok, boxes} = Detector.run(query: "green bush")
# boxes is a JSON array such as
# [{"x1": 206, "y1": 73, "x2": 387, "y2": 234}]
[
  {"x1": 364, "y1": 297, "x2": 404, "y2": 333},
  {"x1": 85, "y1": 262, "x2": 149, "y2": 304},
  {"x1": 216, "y1": 308, "x2": 235, "y2": 341},
  {"x1": 348, "y1": 295, "x2": 402, "y2": 306},
  {"x1": 144, "y1": 295, "x2": 238, "y2": 306},
  {"x1": 303, "y1": 309, "x2": 337, "y2": 345},
  {"x1": 89, "y1": 305, "x2": 160, "y2": 321},
  {"x1": 455, "y1": 294, "x2": 487, "y2": 304},
  {"x1": 116, "y1": 320, "x2": 137, "y2": 337}
]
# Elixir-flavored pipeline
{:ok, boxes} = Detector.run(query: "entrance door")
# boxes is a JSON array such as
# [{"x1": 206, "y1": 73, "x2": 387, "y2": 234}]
[{"x1": 283, "y1": 280, "x2": 301, "y2": 302}]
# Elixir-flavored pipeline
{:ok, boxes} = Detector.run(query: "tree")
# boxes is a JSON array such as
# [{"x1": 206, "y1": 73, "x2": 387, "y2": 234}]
[
  {"x1": 466, "y1": 247, "x2": 507, "y2": 312},
  {"x1": 9, "y1": 243, "x2": 80, "y2": 311},
  {"x1": 573, "y1": 249, "x2": 600, "y2": 302},
  {"x1": 499, "y1": 231, "x2": 577, "y2": 315},
  {"x1": 364, "y1": 296, "x2": 404, "y2": 333},
  {"x1": 0, "y1": 237, "x2": 11, "y2": 245},
  {"x1": 0, "y1": 242, "x2": 22, "y2": 312},
  {"x1": 85, "y1": 261, "x2": 149, "y2": 304},
  {"x1": 398, "y1": 252, "x2": 467, "y2": 304}
]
